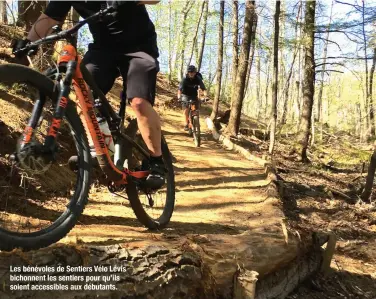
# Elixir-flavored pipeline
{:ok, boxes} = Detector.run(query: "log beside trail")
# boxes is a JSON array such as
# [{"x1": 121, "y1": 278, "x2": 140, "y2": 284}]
[{"x1": 0, "y1": 229, "x2": 331, "y2": 299}]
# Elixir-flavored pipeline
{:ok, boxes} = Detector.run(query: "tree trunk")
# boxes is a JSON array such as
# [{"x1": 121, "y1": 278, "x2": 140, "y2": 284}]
[
  {"x1": 297, "y1": 0, "x2": 315, "y2": 162},
  {"x1": 269, "y1": 1, "x2": 280, "y2": 155},
  {"x1": 226, "y1": 1, "x2": 256, "y2": 137},
  {"x1": 369, "y1": 48, "x2": 376, "y2": 136},
  {"x1": 317, "y1": 0, "x2": 334, "y2": 123},
  {"x1": 244, "y1": 14, "x2": 258, "y2": 97},
  {"x1": 188, "y1": 1, "x2": 205, "y2": 67},
  {"x1": 231, "y1": 0, "x2": 239, "y2": 90},
  {"x1": 197, "y1": 1, "x2": 208, "y2": 72},
  {"x1": 168, "y1": 0, "x2": 172, "y2": 83},
  {"x1": 281, "y1": 49, "x2": 298, "y2": 124},
  {"x1": 17, "y1": 1, "x2": 47, "y2": 31},
  {"x1": 362, "y1": 0, "x2": 371, "y2": 137},
  {"x1": 281, "y1": 1, "x2": 302, "y2": 124},
  {"x1": 178, "y1": 0, "x2": 193, "y2": 81},
  {"x1": 264, "y1": 54, "x2": 271, "y2": 119},
  {"x1": 356, "y1": 102, "x2": 362, "y2": 138},
  {"x1": 256, "y1": 46, "x2": 261, "y2": 120},
  {"x1": 361, "y1": 142, "x2": 376, "y2": 202},
  {"x1": 172, "y1": 9, "x2": 180, "y2": 77},
  {"x1": 210, "y1": 0, "x2": 225, "y2": 120},
  {"x1": 0, "y1": 1, "x2": 7, "y2": 24}
]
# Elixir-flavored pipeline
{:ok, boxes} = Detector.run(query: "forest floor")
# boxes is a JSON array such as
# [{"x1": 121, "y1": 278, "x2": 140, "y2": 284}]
[{"x1": 217, "y1": 109, "x2": 376, "y2": 298}]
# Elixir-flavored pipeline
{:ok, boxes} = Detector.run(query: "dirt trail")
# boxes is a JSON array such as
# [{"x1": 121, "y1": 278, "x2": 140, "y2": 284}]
[{"x1": 60, "y1": 107, "x2": 281, "y2": 246}]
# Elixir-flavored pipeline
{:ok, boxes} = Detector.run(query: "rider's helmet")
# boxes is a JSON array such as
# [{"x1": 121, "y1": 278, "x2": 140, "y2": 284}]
[{"x1": 187, "y1": 65, "x2": 197, "y2": 73}]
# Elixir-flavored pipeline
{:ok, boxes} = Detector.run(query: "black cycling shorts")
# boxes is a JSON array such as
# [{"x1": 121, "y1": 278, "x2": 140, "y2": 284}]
[{"x1": 82, "y1": 49, "x2": 159, "y2": 105}]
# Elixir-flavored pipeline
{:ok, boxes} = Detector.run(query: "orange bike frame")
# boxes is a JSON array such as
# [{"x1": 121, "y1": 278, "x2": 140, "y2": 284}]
[{"x1": 57, "y1": 45, "x2": 148, "y2": 184}]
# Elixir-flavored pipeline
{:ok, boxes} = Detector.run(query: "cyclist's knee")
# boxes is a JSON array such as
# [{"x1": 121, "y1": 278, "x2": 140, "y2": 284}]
[{"x1": 130, "y1": 97, "x2": 151, "y2": 113}]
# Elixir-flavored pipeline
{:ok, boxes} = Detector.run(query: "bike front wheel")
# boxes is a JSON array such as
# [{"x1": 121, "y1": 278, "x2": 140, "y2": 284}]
[
  {"x1": 192, "y1": 115, "x2": 201, "y2": 147},
  {"x1": 0, "y1": 64, "x2": 91, "y2": 251}
]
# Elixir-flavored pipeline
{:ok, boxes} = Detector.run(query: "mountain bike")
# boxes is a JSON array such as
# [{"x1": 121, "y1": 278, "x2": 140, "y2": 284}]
[
  {"x1": 0, "y1": 6, "x2": 175, "y2": 251},
  {"x1": 180, "y1": 96, "x2": 206, "y2": 148}
]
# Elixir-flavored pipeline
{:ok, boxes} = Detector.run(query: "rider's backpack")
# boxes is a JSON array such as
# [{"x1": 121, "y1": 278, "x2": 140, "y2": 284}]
[{"x1": 196, "y1": 72, "x2": 203, "y2": 81}]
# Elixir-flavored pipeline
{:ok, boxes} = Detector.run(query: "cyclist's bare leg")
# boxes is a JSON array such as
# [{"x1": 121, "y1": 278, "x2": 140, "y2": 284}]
[
  {"x1": 184, "y1": 108, "x2": 189, "y2": 126},
  {"x1": 131, "y1": 97, "x2": 162, "y2": 157}
]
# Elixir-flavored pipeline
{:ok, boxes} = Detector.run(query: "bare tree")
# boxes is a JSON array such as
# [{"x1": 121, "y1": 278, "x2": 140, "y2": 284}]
[
  {"x1": 168, "y1": 0, "x2": 172, "y2": 83},
  {"x1": 316, "y1": 0, "x2": 334, "y2": 123},
  {"x1": 226, "y1": 1, "x2": 256, "y2": 137},
  {"x1": 197, "y1": 1, "x2": 209, "y2": 72},
  {"x1": 281, "y1": 1, "x2": 301, "y2": 124},
  {"x1": 231, "y1": 0, "x2": 239, "y2": 89},
  {"x1": 297, "y1": 0, "x2": 316, "y2": 162},
  {"x1": 188, "y1": 1, "x2": 205, "y2": 67},
  {"x1": 369, "y1": 48, "x2": 376, "y2": 136},
  {"x1": 361, "y1": 142, "x2": 376, "y2": 202},
  {"x1": 269, "y1": 1, "x2": 281, "y2": 155},
  {"x1": 210, "y1": 0, "x2": 225, "y2": 120},
  {"x1": 178, "y1": 0, "x2": 194, "y2": 81},
  {"x1": 0, "y1": 1, "x2": 7, "y2": 24},
  {"x1": 361, "y1": 0, "x2": 375, "y2": 136},
  {"x1": 244, "y1": 14, "x2": 258, "y2": 95}
]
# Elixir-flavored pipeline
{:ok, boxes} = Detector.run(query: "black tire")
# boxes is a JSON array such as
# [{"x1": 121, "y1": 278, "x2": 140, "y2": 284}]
[
  {"x1": 125, "y1": 126, "x2": 175, "y2": 229},
  {"x1": 0, "y1": 64, "x2": 91, "y2": 251},
  {"x1": 192, "y1": 115, "x2": 201, "y2": 147}
]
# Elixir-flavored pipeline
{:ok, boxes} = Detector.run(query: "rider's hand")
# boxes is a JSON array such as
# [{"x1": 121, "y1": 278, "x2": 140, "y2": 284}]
[
  {"x1": 11, "y1": 38, "x2": 38, "y2": 66},
  {"x1": 177, "y1": 96, "x2": 182, "y2": 102}
]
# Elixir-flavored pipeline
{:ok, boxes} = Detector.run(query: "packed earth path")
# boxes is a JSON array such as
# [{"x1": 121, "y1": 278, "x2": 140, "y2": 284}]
[{"x1": 61, "y1": 106, "x2": 279, "y2": 246}]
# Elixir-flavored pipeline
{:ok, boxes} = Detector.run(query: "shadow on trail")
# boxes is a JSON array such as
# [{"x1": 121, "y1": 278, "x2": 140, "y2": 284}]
[
  {"x1": 76, "y1": 213, "x2": 247, "y2": 235},
  {"x1": 174, "y1": 200, "x2": 259, "y2": 212},
  {"x1": 177, "y1": 173, "x2": 267, "y2": 188},
  {"x1": 173, "y1": 165, "x2": 264, "y2": 173},
  {"x1": 178, "y1": 185, "x2": 267, "y2": 193}
]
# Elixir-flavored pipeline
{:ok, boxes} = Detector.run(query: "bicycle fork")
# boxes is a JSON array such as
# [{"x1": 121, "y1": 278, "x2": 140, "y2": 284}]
[{"x1": 16, "y1": 60, "x2": 77, "y2": 168}]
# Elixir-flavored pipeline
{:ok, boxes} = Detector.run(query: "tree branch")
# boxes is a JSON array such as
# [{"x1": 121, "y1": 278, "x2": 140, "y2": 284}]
[
  {"x1": 316, "y1": 70, "x2": 344, "y2": 73},
  {"x1": 316, "y1": 56, "x2": 374, "y2": 60},
  {"x1": 315, "y1": 62, "x2": 344, "y2": 68},
  {"x1": 315, "y1": 36, "x2": 342, "y2": 51},
  {"x1": 335, "y1": 0, "x2": 362, "y2": 12},
  {"x1": 315, "y1": 30, "x2": 360, "y2": 43}
]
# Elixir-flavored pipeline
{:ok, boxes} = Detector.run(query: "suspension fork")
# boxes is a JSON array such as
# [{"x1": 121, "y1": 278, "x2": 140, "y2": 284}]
[
  {"x1": 20, "y1": 61, "x2": 75, "y2": 155},
  {"x1": 20, "y1": 94, "x2": 46, "y2": 149},
  {"x1": 43, "y1": 60, "x2": 76, "y2": 152}
]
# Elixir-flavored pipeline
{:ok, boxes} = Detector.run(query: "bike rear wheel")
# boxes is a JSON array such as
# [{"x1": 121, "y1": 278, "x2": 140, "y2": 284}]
[
  {"x1": 0, "y1": 64, "x2": 91, "y2": 251},
  {"x1": 123, "y1": 119, "x2": 175, "y2": 229}
]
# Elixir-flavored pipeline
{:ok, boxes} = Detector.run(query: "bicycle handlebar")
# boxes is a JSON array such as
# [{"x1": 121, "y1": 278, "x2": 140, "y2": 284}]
[{"x1": 13, "y1": 6, "x2": 116, "y2": 55}]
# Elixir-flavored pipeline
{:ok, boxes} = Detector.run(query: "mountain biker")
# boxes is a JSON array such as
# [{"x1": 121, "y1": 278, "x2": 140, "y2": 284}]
[
  {"x1": 177, "y1": 65, "x2": 208, "y2": 131},
  {"x1": 12, "y1": 1, "x2": 166, "y2": 190}
]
